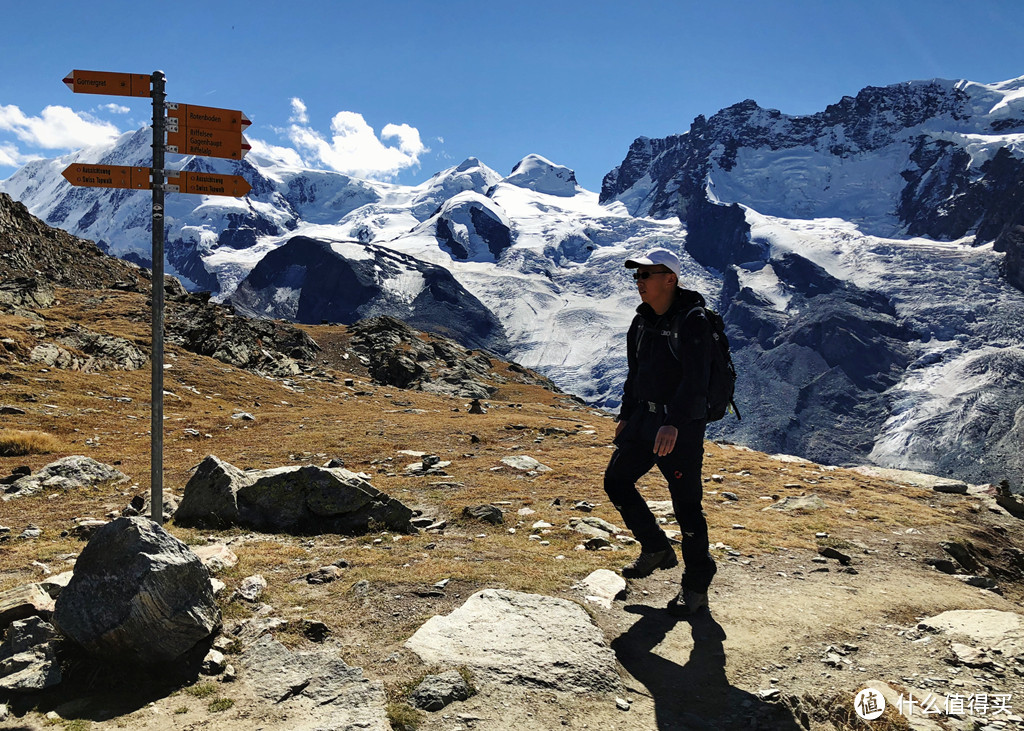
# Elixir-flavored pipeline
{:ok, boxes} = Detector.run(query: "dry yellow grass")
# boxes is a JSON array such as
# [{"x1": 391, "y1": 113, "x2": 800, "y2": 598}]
[{"x1": 0, "y1": 428, "x2": 62, "y2": 456}]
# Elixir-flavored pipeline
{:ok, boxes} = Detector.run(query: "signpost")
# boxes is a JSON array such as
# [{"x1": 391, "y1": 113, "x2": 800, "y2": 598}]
[
  {"x1": 61, "y1": 167, "x2": 252, "y2": 197},
  {"x1": 63, "y1": 69, "x2": 251, "y2": 524},
  {"x1": 166, "y1": 103, "x2": 251, "y2": 133},
  {"x1": 166, "y1": 171, "x2": 252, "y2": 197},
  {"x1": 63, "y1": 70, "x2": 151, "y2": 98},
  {"x1": 61, "y1": 164, "x2": 150, "y2": 189},
  {"x1": 166, "y1": 127, "x2": 251, "y2": 160}
]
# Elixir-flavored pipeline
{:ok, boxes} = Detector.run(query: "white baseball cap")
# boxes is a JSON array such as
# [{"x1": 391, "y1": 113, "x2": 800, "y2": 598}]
[{"x1": 624, "y1": 247, "x2": 681, "y2": 277}]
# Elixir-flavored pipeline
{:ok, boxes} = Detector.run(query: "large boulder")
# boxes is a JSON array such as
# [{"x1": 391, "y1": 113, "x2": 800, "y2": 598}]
[
  {"x1": 174, "y1": 455, "x2": 414, "y2": 534},
  {"x1": 53, "y1": 517, "x2": 220, "y2": 664},
  {"x1": 405, "y1": 589, "x2": 620, "y2": 693},
  {"x1": 3, "y1": 456, "x2": 128, "y2": 500}
]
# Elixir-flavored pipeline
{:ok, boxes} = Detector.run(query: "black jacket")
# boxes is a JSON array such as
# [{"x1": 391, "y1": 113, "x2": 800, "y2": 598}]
[{"x1": 618, "y1": 288, "x2": 714, "y2": 429}]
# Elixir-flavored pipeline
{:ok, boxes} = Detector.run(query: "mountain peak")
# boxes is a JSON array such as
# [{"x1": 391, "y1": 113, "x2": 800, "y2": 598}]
[{"x1": 504, "y1": 154, "x2": 580, "y2": 197}]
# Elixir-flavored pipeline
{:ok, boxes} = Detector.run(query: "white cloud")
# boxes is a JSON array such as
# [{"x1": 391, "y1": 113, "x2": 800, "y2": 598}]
[
  {"x1": 0, "y1": 142, "x2": 39, "y2": 167},
  {"x1": 289, "y1": 98, "x2": 309, "y2": 124},
  {"x1": 284, "y1": 106, "x2": 428, "y2": 180},
  {"x1": 247, "y1": 138, "x2": 306, "y2": 169},
  {"x1": 0, "y1": 104, "x2": 121, "y2": 150},
  {"x1": 99, "y1": 103, "x2": 131, "y2": 114}
]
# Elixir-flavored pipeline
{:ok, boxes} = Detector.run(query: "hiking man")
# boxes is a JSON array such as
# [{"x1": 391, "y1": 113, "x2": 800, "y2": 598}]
[{"x1": 605, "y1": 247, "x2": 717, "y2": 617}]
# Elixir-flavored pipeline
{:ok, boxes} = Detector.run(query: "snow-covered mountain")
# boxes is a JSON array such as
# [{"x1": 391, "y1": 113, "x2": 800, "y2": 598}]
[{"x1": 3, "y1": 76, "x2": 1024, "y2": 491}]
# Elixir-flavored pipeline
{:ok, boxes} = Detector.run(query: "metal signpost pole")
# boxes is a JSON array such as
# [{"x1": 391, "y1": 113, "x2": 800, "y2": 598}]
[{"x1": 150, "y1": 71, "x2": 166, "y2": 524}]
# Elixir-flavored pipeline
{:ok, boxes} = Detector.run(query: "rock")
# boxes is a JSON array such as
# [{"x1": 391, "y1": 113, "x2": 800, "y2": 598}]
[
  {"x1": 568, "y1": 516, "x2": 622, "y2": 540},
  {"x1": 924, "y1": 558, "x2": 958, "y2": 574},
  {"x1": 500, "y1": 455, "x2": 552, "y2": 472},
  {"x1": 306, "y1": 566, "x2": 345, "y2": 584},
  {"x1": 236, "y1": 575, "x2": 268, "y2": 602},
  {"x1": 0, "y1": 617, "x2": 62, "y2": 692},
  {"x1": 462, "y1": 504, "x2": 504, "y2": 524},
  {"x1": 238, "y1": 634, "x2": 389, "y2": 729},
  {"x1": 232, "y1": 412, "x2": 255, "y2": 421},
  {"x1": 932, "y1": 482, "x2": 969, "y2": 494},
  {"x1": 410, "y1": 669, "x2": 472, "y2": 711},
  {"x1": 202, "y1": 649, "x2": 227, "y2": 675},
  {"x1": 468, "y1": 399, "x2": 486, "y2": 414},
  {"x1": 955, "y1": 575, "x2": 998, "y2": 589},
  {"x1": 0, "y1": 702, "x2": 7, "y2": 721},
  {"x1": 193, "y1": 543, "x2": 238, "y2": 572},
  {"x1": 3, "y1": 456, "x2": 128, "y2": 500},
  {"x1": 818, "y1": 546, "x2": 852, "y2": 565},
  {"x1": 940, "y1": 540, "x2": 982, "y2": 572},
  {"x1": 0, "y1": 406, "x2": 26, "y2": 415},
  {"x1": 949, "y1": 642, "x2": 992, "y2": 668},
  {"x1": 584, "y1": 537, "x2": 612, "y2": 550},
  {"x1": 578, "y1": 569, "x2": 626, "y2": 609},
  {"x1": 38, "y1": 572, "x2": 74, "y2": 600},
  {"x1": 918, "y1": 609, "x2": 1024, "y2": 655},
  {"x1": 0, "y1": 583, "x2": 55, "y2": 629},
  {"x1": 175, "y1": 455, "x2": 414, "y2": 534},
  {"x1": 616, "y1": 697, "x2": 631, "y2": 711},
  {"x1": 220, "y1": 664, "x2": 236, "y2": 682},
  {"x1": 69, "y1": 518, "x2": 108, "y2": 540},
  {"x1": 18, "y1": 525, "x2": 41, "y2": 539},
  {"x1": 53, "y1": 517, "x2": 220, "y2": 664},
  {"x1": 763, "y1": 494, "x2": 827, "y2": 512},
  {"x1": 405, "y1": 589, "x2": 620, "y2": 692}
]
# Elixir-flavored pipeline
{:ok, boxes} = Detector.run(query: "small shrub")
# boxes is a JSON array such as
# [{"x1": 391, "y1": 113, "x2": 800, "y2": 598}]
[
  {"x1": 173, "y1": 706, "x2": 189, "y2": 715},
  {"x1": 208, "y1": 698, "x2": 234, "y2": 713},
  {"x1": 183, "y1": 682, "x2": 217, "y2": 699},
  {"x1": 386, "y1": 702, "x2": 423, "y2": 731},
  {"x1": 0, "y1": 429, "x2": 60, "y2": 456}
]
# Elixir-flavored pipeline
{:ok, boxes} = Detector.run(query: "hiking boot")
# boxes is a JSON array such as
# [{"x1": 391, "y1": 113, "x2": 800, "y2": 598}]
[
  {"x1": 621, "y1": 548, "x2": 678, "y2": 578},
  {"x1": 667, "y1": 588, "x2": 709, "y2": 618}
]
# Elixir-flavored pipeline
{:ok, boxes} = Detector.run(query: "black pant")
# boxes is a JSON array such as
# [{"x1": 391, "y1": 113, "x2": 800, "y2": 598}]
[{"x1": 604, "y1": 414, "x2": 716, "y2": 592}]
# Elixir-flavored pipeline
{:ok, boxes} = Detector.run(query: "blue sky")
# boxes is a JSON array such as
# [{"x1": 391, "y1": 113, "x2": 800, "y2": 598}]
[{"x1": 1, "y1": 0, "x2": 1022, "y2": 190}]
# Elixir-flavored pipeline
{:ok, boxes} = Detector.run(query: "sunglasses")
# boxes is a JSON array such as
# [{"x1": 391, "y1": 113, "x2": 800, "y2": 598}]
[{"x1": 632, "y1": 270, "x2": 674, "y2": 280}]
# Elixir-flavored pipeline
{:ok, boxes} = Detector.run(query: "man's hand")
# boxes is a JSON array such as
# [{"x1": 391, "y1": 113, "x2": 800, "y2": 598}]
[
  {"x1": 615, "y1": 420, "x2": 628, "y2": 438},
  {"x1": 653, "y1": 425, "x2": 678, "y2": 456}
]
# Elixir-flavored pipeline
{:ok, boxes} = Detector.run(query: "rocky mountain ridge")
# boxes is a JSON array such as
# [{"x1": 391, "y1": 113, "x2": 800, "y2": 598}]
[{"x1": 601, "y1": 77, "x2": 1024, "y2": 289}]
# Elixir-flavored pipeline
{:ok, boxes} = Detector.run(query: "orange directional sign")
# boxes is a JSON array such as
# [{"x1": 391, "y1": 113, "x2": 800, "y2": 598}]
[
  {"x1": 166, "y1": 171, "x2": 252, "y2": 197},
  {"x1": 166, "y1": 127, "x2": 251, "y2": 160},
  {"x1": 166, "y1": 103, "x2": 251, "y2": 132},
  {"x1": 61, "y1": 164, "x2": 150, "y2": 189},
  {"x1": 63, "y1": 70, "x2": 151, "y2": 97}
]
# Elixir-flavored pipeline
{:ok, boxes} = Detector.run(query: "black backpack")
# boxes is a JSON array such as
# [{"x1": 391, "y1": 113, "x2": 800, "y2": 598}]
[{"x1": 637, "y1": 305, "x2": 740, "y2": 422}]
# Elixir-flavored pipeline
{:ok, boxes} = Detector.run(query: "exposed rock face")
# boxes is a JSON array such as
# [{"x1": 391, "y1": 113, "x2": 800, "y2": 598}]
[
  {"x1": 164, "y1": 279, "x2": 319, "y2": 378},
  {"x1": 0, "y1": 617, "x2": 62, "y2": 692},
  {"x1": 405, "y1": 589, "x2": 621, "y2": 693},
  {"x1": 238, "y1": 634, "x2": 389, "y2": 730},
  {"x1": 433, "y1": 192, "x2": 513, "y2": 262},
  {"x1": 0, "y1": 192, "x2": 144, "y2": 290},
  {"x1": 228, "y1": 236, "x2": 510, "y2": 353},
  {"x1": 53, "y1": 517, "x2": 220, "y2": 664},
  {"x1": 174, "y1": 455, "x2": 414, "y2": 534},
  {"x1": 346, "y1": 315, "x2": 536, "y2": 398},
  {"x1": 29, "y1": 326, "x2": 147, "y2": 372},
  {"x1": 721, "y1": 253, "x2": 916, "y2": 466},
  {"x1": 0, "y1": 277, "x2": 55, "y2": 311}
]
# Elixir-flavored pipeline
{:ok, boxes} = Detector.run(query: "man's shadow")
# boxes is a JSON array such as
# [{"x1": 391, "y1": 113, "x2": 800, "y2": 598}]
[{"x1": 611, "y1": 604, "x2": 803, "y2": 731}]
